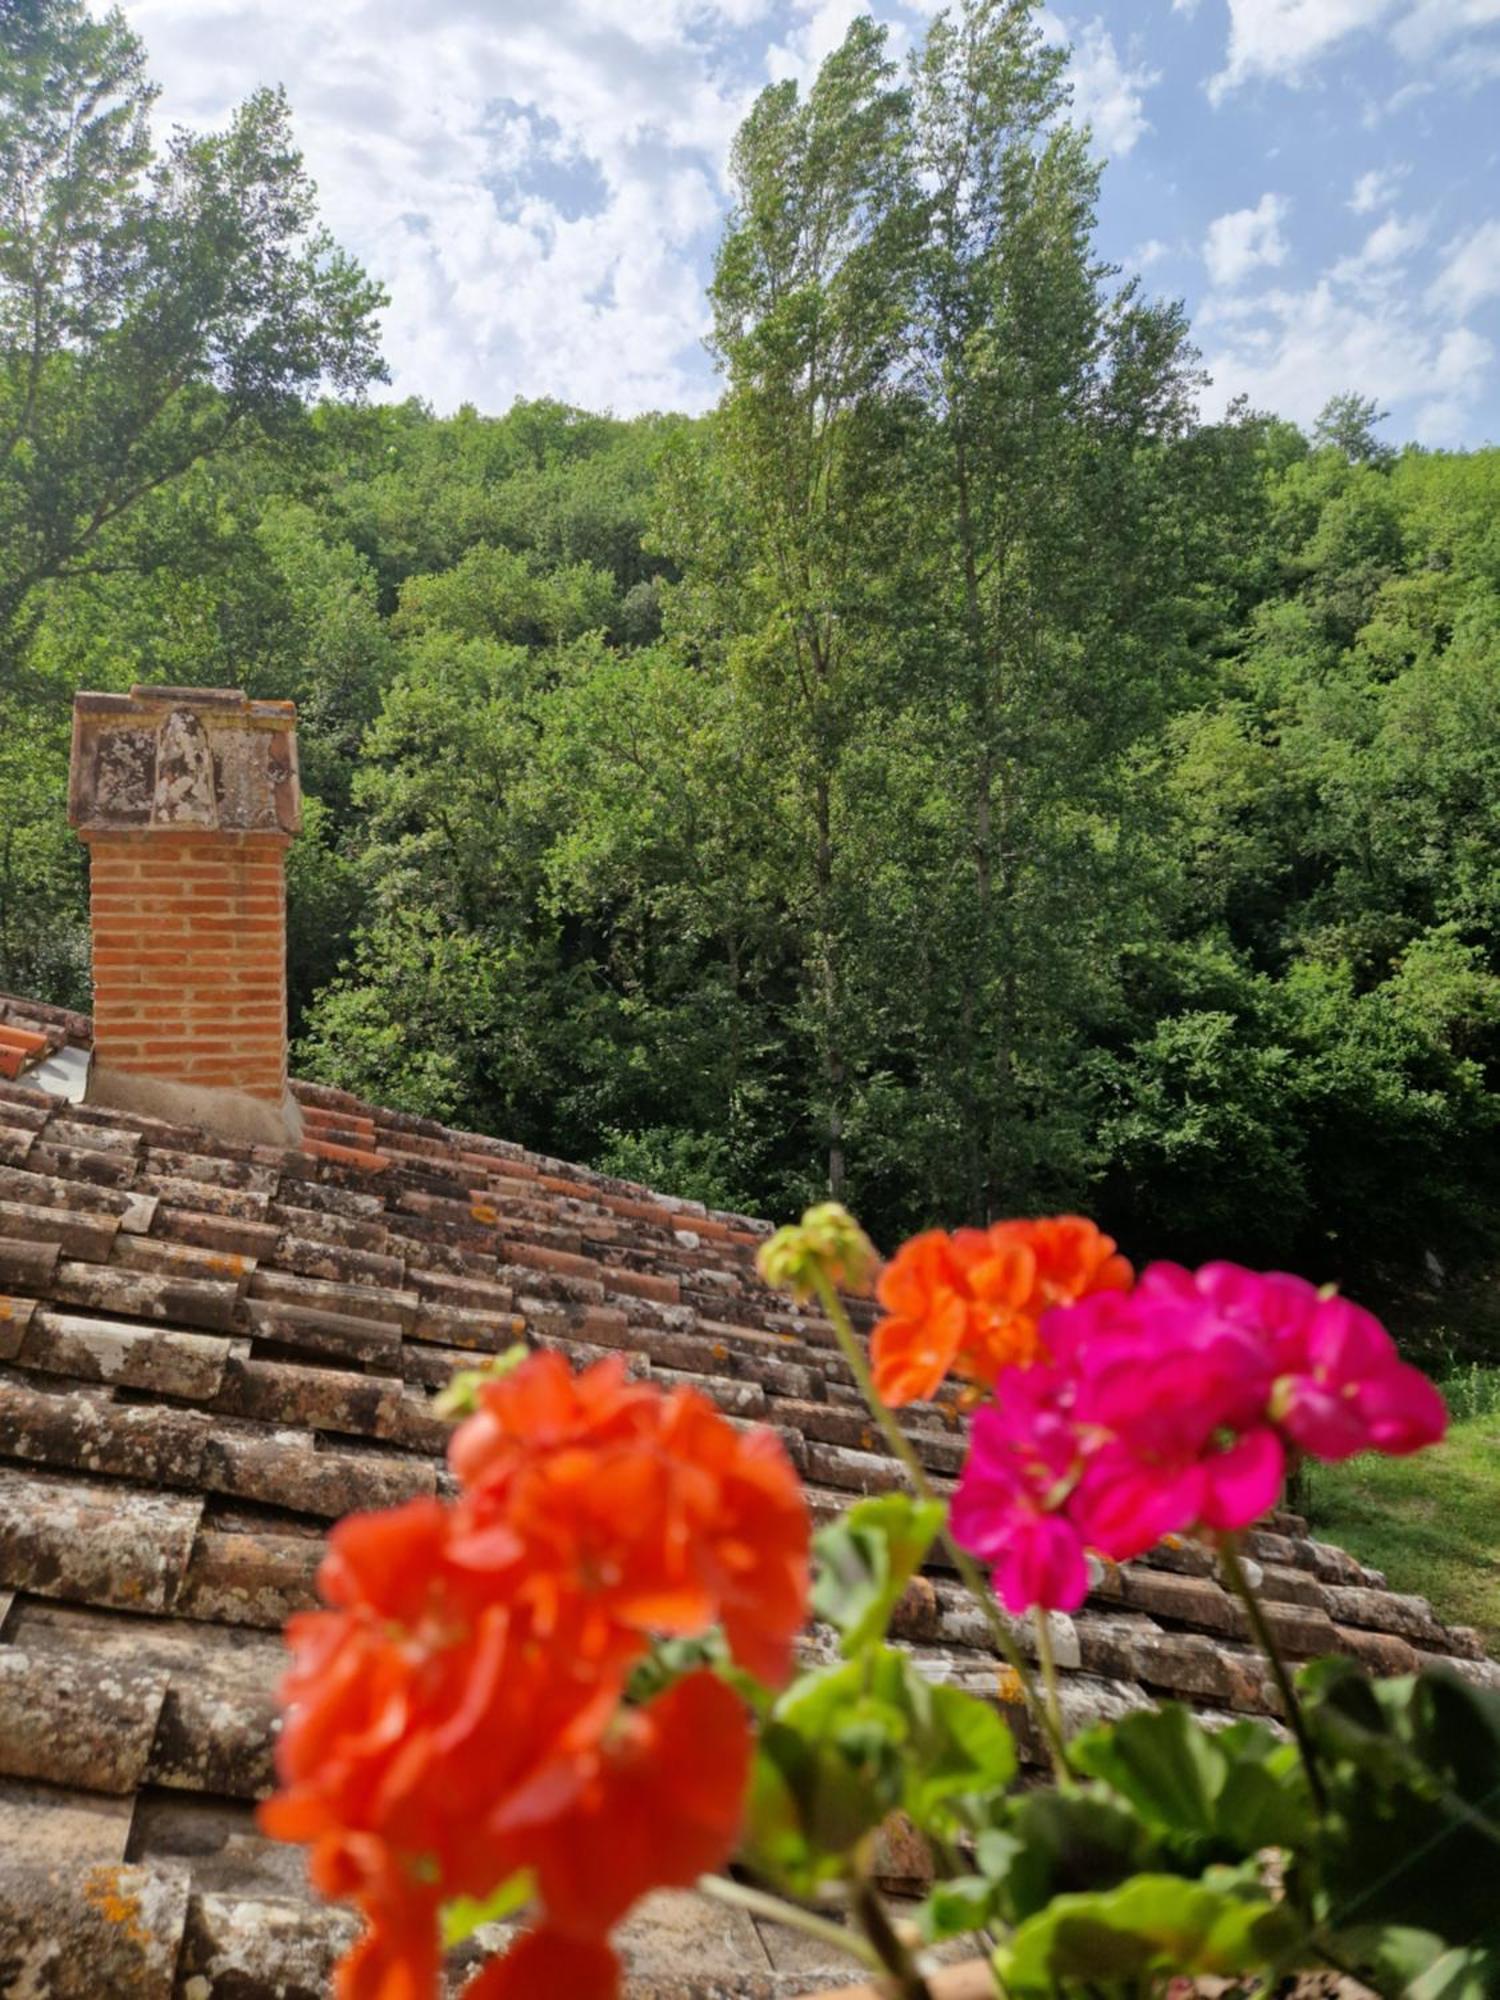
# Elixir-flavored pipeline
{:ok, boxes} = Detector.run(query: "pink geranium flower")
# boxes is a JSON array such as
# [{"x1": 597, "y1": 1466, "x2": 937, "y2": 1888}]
[
  {"x1": 950, "y1": 1376, "x2": 1091, "y2": 1614},
  {"x1": 948, "y1": 1240, "x2": 1446, "y2": 1619}
]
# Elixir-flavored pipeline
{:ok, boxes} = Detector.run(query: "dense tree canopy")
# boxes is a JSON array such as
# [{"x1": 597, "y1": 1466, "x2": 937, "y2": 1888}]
[{"x1": 2, "y1": 0, "x2": 1497, "y2": 1350}]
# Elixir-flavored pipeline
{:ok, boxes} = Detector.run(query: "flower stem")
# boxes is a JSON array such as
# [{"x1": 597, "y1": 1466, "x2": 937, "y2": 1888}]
[
  {"x1": 1032, "y1": 1606, "x2": 1067, "y2": 1755},
  {"x1": 1218, "y1": 1534, "x2": 1328, "y2": 1815},
  {"x1": 697, "y1": 1875, "x2": 883, "y2": 1974},
  {"x1": 809, "y1": 1273, "x2": 1072, "y2": 1784},
  {"x1": 851, "y1": 1873, "x2": 935, "y2": 1999}
]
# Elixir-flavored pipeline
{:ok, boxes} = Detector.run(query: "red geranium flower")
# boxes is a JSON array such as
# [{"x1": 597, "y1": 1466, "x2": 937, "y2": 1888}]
[{"x1": 463, "y1": 1929, "x2": 619, "y2": 1999}]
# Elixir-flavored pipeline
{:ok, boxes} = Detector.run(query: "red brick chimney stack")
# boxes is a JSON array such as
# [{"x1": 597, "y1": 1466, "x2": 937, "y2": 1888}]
[{"x1": 68, "y1": 687, "x2": 303, "y2": 1144}]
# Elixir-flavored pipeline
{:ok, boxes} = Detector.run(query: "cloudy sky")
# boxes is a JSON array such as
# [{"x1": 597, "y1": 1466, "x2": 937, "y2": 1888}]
[{"x1": 113, "y1": 0, "x2": 1499, "y2": 444}]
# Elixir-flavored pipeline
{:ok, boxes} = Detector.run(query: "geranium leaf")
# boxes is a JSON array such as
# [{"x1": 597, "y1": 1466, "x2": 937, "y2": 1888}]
[{"x1": 811, "y1": 1495, "x2": 946, "y2": 1656}]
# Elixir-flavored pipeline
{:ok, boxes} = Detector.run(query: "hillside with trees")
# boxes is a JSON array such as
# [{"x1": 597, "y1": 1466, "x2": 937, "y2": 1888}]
[{"x1": 3, "y1": 0, "x2": 1497, "y2": 1342}]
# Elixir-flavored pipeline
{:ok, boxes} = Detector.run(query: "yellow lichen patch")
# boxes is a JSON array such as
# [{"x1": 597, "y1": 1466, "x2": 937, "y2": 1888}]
[
  {"x1": 995, "y1": 1666, "x2": 1026, "y2": 1705},
  {"x1": 84, "y1": 1867, "x2": 149, "y2": 1947},
  {"x1": 711, "y1": 1341, "x2": 728, "y2": 1361},
  {"x1": 470, "y1": 1203, "x2": 498, "y2": 1225}
]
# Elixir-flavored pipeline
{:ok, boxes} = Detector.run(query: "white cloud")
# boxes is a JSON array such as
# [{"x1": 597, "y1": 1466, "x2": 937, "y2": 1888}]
[
  {"x1": 1426, "y1": 219, "x2": 1500, "y2": 316},
  {"x1": 1203, "y1": 193, "x2": 1291, "y2": 288},
  {"x1": 1206, "y1": 0, "x2": 1499, "y2": 97},
  {"x1": 1202, "y1": 279, "x2": 1493, "y2": 440},
  {"x1": 1391, "y1": 0, "x2": 1500, "y2": 58},
  {"x1": 1208, "y1": 0, "x2": 1396, "y2": 101},
  {"x1": 1331, "y1": 210, "x2": 1429, "y2": 281},
  {"x1": 766, "y1": 0, "x2": 882, "y2": 90},
  {"x1": 1065, "y1": 19, "x2": 1160, "y2": 157},
  {"x1": 115, "y1": 0, "x2": 768, "y2": 416},
  {"x1": 1201, "y1": 183, "x2": 1494, "y2": 446},
  {"x1": 1135, "y1": 237, "x2": 1173, "y2": 268},
  {"x1": 1349, "y1": 164, "x2": 1407, "y2": 211}
]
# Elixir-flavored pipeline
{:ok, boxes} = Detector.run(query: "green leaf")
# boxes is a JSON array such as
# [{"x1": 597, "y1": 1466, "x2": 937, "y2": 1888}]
[
  {"x1": 918, "y1": 1874, "x2": 997, "y2": 1943},
  {"x1": 433, "y1": 1344, "x2": 531, "y2": 1418},
  {"x1": 1306, "y1": 1664, "x2": 1500, "y2": 1948},
  {"x1": 811, "y1": 1494, "x2": 946, "y2": 1657},
  {"x1": 1072, "y1": 1702, "x2": 1227, "y2": 1835},
  {"x1": 902, "y1": 1678, "x2": 1017, "y2": 1831},
  {"x1": 996, "y1": 1872, "x2": 1298, "y2": 1996},
  {"x1": 1072, "y1": 1703, "x2": 1311, "y2": 1863},
  {"x1": 740, "y1": 1647, "x2": 1017, "y2": 1892},
  {"x1": 440, "y1": 1869, "x2": 535, "y2": 1947},
  {"x1": 997, "y1": 1793, "x2": 1154, "y2": 1921},
  {"x1": 1337, "y1": 1927, "x2": 1500, "y2": 1999}
]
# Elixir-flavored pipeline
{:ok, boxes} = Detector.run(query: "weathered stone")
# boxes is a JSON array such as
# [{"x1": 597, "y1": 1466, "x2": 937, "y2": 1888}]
[
  {"x1": 0, "y1": 1293, "x2": 35, "y2": 1361},
  {"x1": 408, "y1": 1300, "x2": 526, "y2": 1353},
  {"x1": 178, "y1": 1529, "x2": 322, "y2": 1629},
  {"x1": 0, "y1": 1860, "x2": 189, "y2": 1999},
  {"x1": 0, "y1": 1778, "x2": 134, "y2": 1868},
  {"x1": 213, "y1": 1353, "x2": 400, "y2": 1438},
  {"x1": 0, "y1": 1373, "x2": 211, "y2": 1487},
  {"x1": 0, "y1": 1162, "x2": 144, "y2": 1220},
  {"x1": 28, "y1": 1140, "x2": 137, "y2": 1186},
  {"x1": 50, "y1": 1259, "x2": 243, "y2": 1333},
  {"x1": 247, "y1": 1265, "x2": 418, "y2": 1331},
  {"x1": 19, "y1": 1311, "x2": 229, "y2": 1401},
  {"x1": 0, "y1": 1465, "x2": 203, "y2": 1612},
  {"x1": 0, "y1": 1198, "x2": 118, "y2": 1261},
  {"x1": 175, "y1": 1889, "x2": 360, "y2": 1999},
  {"x1": 152, "y1": 1206, "x2": 282, "y2": 1259},
  {"x1": 0, "y1": 1235, "x2": 61, "y2": 1293},
  {"x1": 1323, "y1": 1583, "x2": 1446, "y2": 1648},
  {"x1": 201, "y1": 1424, "x2": 437, "y2": 1518},
  {"x1": 0, "y1": 1647, "x2": 169, "y2": 1792},
  {"x1": 238, "y1": 1296, "x2": 403, "y2": 1370},
  {"x1": 148, "y1": 1677, "x2": 278, "y2": 1800},
  {"x1": 615, "y1": 1891, "x2": 773, "y2": 1996},
  {"x1": 143, "y1": 1148, "x2": 280, "y2": 1195},
  {"x1": 273, "y1": 1233, "x2": 407, "y2": 1290},
  {"x1": 1119, "y1": 1566, "x2": 1247, "y2": 1638}
]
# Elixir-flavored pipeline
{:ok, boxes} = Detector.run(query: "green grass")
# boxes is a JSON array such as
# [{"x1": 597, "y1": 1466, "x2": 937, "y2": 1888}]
[{"x1": 1300, "y1": 1370, "x2": 1500, "y2": 1649}]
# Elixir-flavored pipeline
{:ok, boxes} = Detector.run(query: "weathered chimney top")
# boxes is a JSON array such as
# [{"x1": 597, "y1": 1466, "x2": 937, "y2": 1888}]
[{"x1": 68, "y1": 686, "x2": 301, "y2": 837}]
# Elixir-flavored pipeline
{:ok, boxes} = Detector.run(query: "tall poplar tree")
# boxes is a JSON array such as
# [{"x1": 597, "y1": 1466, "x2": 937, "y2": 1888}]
[
  {"x1": 898, "y1": 0, "x2": 1201, "y2": 1219},
  {"x1": 694, "y1": 19, "x2": 918, "y2": 1197}
]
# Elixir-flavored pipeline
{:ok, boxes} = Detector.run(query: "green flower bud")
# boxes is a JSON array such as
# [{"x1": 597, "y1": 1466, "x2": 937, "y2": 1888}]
[{"x1": 757, "y1": 1202, "x2": 880, "y2": 1303}]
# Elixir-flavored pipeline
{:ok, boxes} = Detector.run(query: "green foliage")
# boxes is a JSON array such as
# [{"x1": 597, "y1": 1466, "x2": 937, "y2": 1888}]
[
  {"x1": 1299, "y1": 1661, "x2": 1500, "y2": 1964},
  {"x1": 746, "y1": 1647, "x2": 1016, "y2": 1894},
  {"x1": 0, "y1": 0, "x2": 386, "y2": 670},
  {"x1": 2, "y1": 0, "x2": 1499, "y2": 1336},
  {"x1": 995, "y1": 1871, "x2": 1296, "y2": 1995},
  {"x1": 811, "y1": 1494, "x2": 946, "y2": 1657}
]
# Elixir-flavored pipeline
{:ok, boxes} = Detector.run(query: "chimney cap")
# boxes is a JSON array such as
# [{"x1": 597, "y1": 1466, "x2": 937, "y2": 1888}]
[{"x1": 69, "y1": 685, "x2": 301, "y2": 836}]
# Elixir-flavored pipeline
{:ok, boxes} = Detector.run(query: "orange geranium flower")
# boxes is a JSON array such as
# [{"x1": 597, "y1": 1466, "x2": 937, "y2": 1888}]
[
  {"x1": 262, "y1": 1352, "x2": 809, "y2": 1997},
  {"x1": 871, "y1": 1215, "x2": 1133, "y2": 1406},
  {"x1": 447, "y1": 1352, "x2": 810, "y2": 1688}
]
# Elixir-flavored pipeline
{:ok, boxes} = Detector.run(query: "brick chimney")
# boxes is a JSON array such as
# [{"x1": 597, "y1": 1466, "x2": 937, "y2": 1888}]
[{"x1": 68, "y1": 687, "x2": 303, "y2": 1145}]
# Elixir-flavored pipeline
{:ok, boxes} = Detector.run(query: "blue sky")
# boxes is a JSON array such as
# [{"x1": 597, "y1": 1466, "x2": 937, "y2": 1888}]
[{"x1": 115, "y1": 0, "x2": 1500, "y2": 445}]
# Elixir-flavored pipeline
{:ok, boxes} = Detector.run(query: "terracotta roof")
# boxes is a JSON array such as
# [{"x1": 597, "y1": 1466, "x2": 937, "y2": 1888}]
[{"x1": 0, "y1": 988, "x2": 1493, "y2": 1997}]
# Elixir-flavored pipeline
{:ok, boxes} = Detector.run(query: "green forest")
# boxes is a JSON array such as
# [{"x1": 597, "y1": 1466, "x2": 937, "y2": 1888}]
[{"x1": 3, "y1": 0, "x2": 1498, "y2": 1341}]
